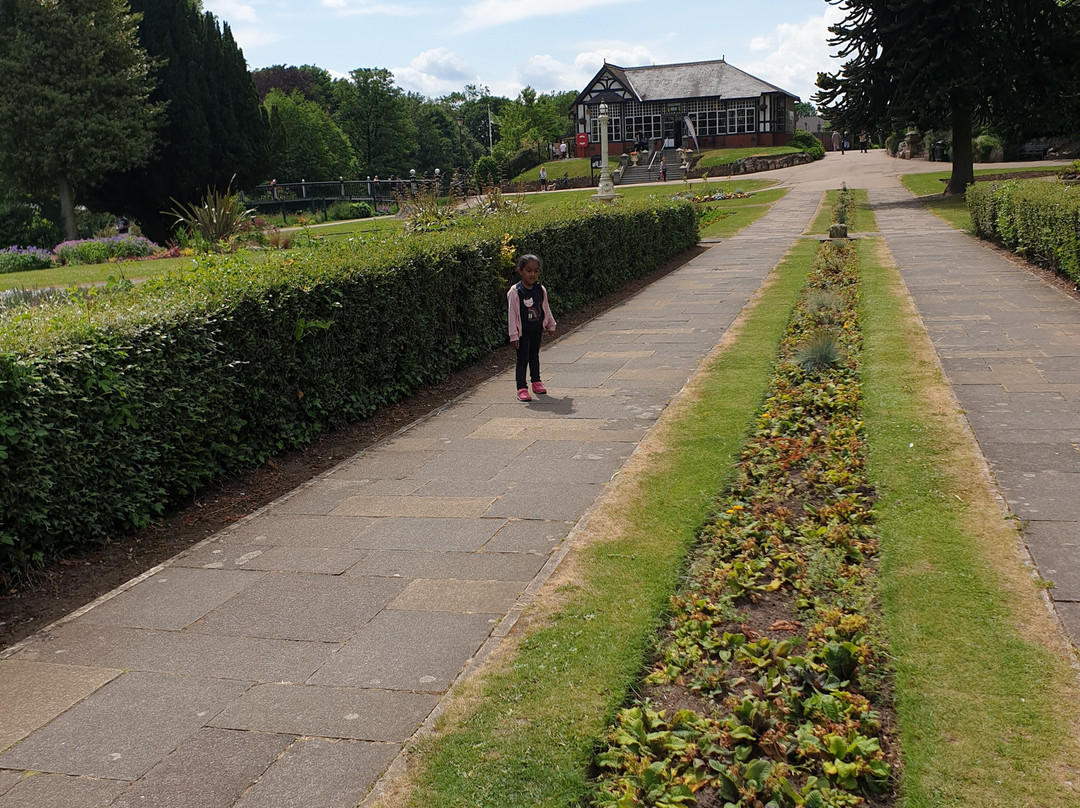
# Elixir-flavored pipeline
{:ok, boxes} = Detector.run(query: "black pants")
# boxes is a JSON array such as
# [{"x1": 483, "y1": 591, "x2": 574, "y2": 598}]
[{"x1": 515, "y1": 330, "x2": 543, "y2": 390}]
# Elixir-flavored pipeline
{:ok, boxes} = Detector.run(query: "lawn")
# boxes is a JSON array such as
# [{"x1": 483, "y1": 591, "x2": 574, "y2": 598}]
[{"x1": 901, "y1": 165, "x2": 1062, "y2": 232}]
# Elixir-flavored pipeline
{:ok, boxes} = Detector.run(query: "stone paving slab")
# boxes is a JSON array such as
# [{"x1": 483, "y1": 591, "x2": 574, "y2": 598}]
[
  {"x1": 331, "y1": 495, "x2": 495, "y2": 518},
  {"x1": 994, "y1": 471, "x2": 1080, "y2": 521},
  {"x1": 189, "y1": 573, "x2": 408, "y2": 643},
  {"x1": 0, "y1": 770, "x2": 20, "y2": 797},
  {"x1": 208, "y1": 684, "x2": 439, "y2": 742},
  {"x1": 307, "y1": 610, "x2": 497, "y2": 690},
  {"x1": 483, "y1": 519, "x2": 573, "y2": 553},
  {"x1": 272, "y1": 479, "x2": 370, "y2": 515},
  {"x1": 387, "y1": 578, "x2": 525, "y2": 614},
  {"x1": 0, "y1": 660, "x2": 119, "y2": 752},
  {"x1": 1023, "y1": 521, "x2": 1080, "y2": 601},
  {"x1": 232, "y1": 738, "x2": 398, "y2": 808},
  {"x1": 0, "y1": 772, "x2": 129, "y2": 808},
  {"x1": 483, "y1": 481, "x2": 606, "y2": 520},
  {"x1": 11, "y1": 622, "x2": 334, "y2": 683},
  {"x1": 222, "y1": 513, "x2": 378, "y2": 548},
  {"x1": 79, "y1": 568, "x2": 262, "y2": 631},
  {"x1": 108, "y1": 728, "x2": 290, "y2": 808},
  {"x1": 979, "y1": 440, "x2": 1080, "y2": 474},
  {"x1": 347, "y1": 549, "x2": 546, "y2": 581},
  {"x1": 350, "y1": 516, "x2": 505, "y2": 551},
  {"x1": 0, "y1": 672, "x2": 250, "y2": 779}
]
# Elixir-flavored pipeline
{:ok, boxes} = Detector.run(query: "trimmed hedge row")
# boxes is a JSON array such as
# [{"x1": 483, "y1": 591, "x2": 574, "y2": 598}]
[
  {"x1": 968, "y1": 179, "x2": 1080, "y2": 282},
  {"x1": 0, "y1": 200, "x2": 697, "y2": 575}
]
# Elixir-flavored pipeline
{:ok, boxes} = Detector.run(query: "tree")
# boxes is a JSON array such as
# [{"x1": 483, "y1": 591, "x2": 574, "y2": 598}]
[
  {"x1": 333, "y1": 68, "x2": 416, "y2": 176},
  {"x1": 794, "y1": 101, "x2": 818, "y2": 118},
  {"x1": 814, "y1": 0, "x2": 1074, "y2": 194},
  {"x1": 0, "y1": 0, "x2": 160, "y2": 239},
  {"x1": 263, "y1": 89, "x2": 355, "y2": 181},
  {"x1": 89, "y1": 0, "x2": 268, "y2": 242},
  {"x1": 252, "y1": 64, "x2": 335, "y2": 109}
]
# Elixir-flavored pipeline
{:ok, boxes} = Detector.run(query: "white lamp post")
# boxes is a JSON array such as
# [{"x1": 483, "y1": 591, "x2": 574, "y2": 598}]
[{"x1": 593, "y1": 102, "x2": 618, "y2": 202}]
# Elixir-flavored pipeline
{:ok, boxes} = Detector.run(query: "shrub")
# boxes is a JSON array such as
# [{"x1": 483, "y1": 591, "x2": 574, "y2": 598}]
[
  {"x1": 0, "y1": 246, "x2": 56, "y2": 274},
  {"x1": 0, "y1": 198, "x2": 699, "y2": 576},
  {"x1": 0, "y1": 202, "x2": 60, "y2": 250},
  {"x1": 790, "y1": 130, "x2": 826, "y2": 160},
  {"x1": 973, "y1": 133, "x2": 1003, "y2": 162},
  {"x1": 474, "y1": 155, "x2": 500, "y2": 188},
  {"x1": 164, "y1": 182, "x2": 255, "y2": 247},
  {"x1": 54, "y1": 235, "x2": 159, "y2": 266},
  {"x1": 326, "y1": 201, "x2": 373, "y2": 221},
  {"x1": 967, "y1": 179, "x2": 1080, "y2": 282}
]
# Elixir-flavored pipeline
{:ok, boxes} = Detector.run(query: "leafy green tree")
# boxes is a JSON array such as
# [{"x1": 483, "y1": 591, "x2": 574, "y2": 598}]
[
  {"x1": 252, "y1": 64, "x2": 335, "y2": 109},
  {"x1": 0, "y1": 0, "x2": 160, "y2": 239},
  {"x1": 333, "y1": 68, "x2": 416, "y2": 176},
  {"x1": 794, "y1": 101, "x2": 818, "y2": 118},
  {"x1": 815, "y1": 0, "x2": 1074, "y2": 194},
  {"x1": 263, "y1": 89, "x2": 356, "y2": 181},
  {"x1": 90, "y1": 0, "x2": 268, "y2": 242}
]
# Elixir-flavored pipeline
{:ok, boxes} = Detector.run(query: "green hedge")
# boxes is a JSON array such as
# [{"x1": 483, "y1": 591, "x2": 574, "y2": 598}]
[
  {"x1": 0, "y1": 200, "x2": 697, "y2": 575},
  {"x1": 968, "y1": 180, "x2": 1080, "y2": 282}
]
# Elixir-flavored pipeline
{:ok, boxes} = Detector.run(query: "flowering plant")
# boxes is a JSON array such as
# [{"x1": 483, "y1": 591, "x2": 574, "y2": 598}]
[
  {"x1": 54, "y1": 235, "x2": 159, "y2": 266},
  {"x1": 0, "y1": 245, "x2": 55, "y2": 274}
]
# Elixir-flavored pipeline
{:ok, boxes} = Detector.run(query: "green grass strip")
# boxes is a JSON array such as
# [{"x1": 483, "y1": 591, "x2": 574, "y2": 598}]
[
  {"x1": 806, "y1": 188, "x2": 877, "y2": 235},
  {"x1": 395, "y1": 241, "x2": 820, "y2": 808},
  {"x1": 858, "y1": 238, "x2": 1080, "y2": 807}
]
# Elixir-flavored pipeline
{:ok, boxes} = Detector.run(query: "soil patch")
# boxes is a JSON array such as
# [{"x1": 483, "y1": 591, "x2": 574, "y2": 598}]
[{"x1": 0, "y1": 246, "x2": 708, "y2": 651}]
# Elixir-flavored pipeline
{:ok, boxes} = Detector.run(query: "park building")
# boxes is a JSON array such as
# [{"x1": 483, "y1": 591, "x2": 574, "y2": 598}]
[{"x1": 569, "y1": 58, "x2": 800, "y2": 159}]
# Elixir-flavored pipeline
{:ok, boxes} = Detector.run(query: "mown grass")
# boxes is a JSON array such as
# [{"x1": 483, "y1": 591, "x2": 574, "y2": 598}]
[
  {"x1": 805, "y1": 188, "x2": 877, "y2": 235},
  {"x1": 900, "y1": 166, "x2": 1061, "y2": 232},
  {"x1": 858, "y1": 237, "x2": 1080, "y2": 807},
  {"x1": 0, "y1": 255, "x2": 195, "y2": 292},
  {"x1": 377, "y1": 242, "x2": 818, "y2": 808}
]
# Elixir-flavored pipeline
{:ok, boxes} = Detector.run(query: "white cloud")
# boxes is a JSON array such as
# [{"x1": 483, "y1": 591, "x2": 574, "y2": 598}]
[
  {"x1": 456, "y1": 0, "x2": 638, "y2": 32},
  {"x1": 742, "y1": 6, "x2": 845, "y2": 102},
  {"x1": 394, "y1": 48, "x2": 481, "y2": 96},
  {"x1": 319, "y1": 0, "x2": 419, "y2": 16},
  {"x1": 204, "y1": 0, "x2": 259, "y2": 23}
]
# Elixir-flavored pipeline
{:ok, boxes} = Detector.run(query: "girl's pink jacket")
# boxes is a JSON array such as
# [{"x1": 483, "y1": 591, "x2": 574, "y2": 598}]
[{"x1": 507, "y1": 283, "x2": 557, "y2": 341}]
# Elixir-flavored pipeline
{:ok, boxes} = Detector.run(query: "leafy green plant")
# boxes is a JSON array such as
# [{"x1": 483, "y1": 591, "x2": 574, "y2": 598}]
[
  {"x1": 0, "y1": 246, "x2": 54, "y2": 273},
  {"x1": 326, "y1": 200, "x2": 373, "y2": 221},
  {"x1": 395, "y1": 184, "x2": 458, "y2": 233},
  {"x1": 164, "y1": 180, "x2": 255, "y2": 248},
  {"x1": 54, "y1": 235, "x2": 158, "y2": 266}
]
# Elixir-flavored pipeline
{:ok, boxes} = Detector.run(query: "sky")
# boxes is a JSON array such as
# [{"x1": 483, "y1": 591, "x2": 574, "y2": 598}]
[{"x1": 204, "y1": 0, "x2": 847, "y2": 105}]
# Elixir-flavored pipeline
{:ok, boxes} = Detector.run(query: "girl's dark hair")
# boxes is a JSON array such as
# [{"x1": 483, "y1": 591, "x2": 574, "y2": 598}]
[{"x1": 516, "y1": 254, "x2": 541, "y2": 271}]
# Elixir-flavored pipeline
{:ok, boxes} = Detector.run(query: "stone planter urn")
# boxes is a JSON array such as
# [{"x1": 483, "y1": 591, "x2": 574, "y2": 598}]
[{"x1": 629, "y1": 152, "x2": 640, "y2": 165}]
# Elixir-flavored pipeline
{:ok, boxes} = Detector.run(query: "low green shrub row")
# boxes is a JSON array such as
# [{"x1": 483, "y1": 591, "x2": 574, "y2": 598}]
[
  {"x1": 968, "y1": 179, "x2": 1080, "y2": 282},
  {"x1": 0, "y1": 246, "x2": 55, "y2": 274},
  {"x1": 54, "y1": 235, "x2": 160, "y2": 266},
  {"x1": 0, "y1": 199, "x2": 697, "y2": 576}
]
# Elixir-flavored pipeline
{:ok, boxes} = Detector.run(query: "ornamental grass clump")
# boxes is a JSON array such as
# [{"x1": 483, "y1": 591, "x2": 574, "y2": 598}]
[
  {"x1": 164, "y1": 180, "x2": 255, "y2": 248},
  {"x1": 794, "y1": 330, "x2": 845, "y2": 373},
  {"x1": 0, "y1": 245, "x2": 55, "y2": 273},
  {"x1": 592, "y1": 239, "x2": 893, "y2": 808}
]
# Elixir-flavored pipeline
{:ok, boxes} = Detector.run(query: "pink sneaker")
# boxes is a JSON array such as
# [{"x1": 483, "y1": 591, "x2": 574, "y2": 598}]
[
  {"x1": 531, "y1": 382, "x2": 547, "y2": 395},
  {"x1": 517, "y1": 388, "x2": 532, "y2": 401}
]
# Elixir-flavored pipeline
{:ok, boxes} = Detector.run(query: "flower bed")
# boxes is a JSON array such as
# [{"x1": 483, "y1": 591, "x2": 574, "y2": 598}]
[
  {"x1": 54, "y1": 235, "x2": 160, "y2": 266},
  {"x1": 592, "y1": 240, "x2": 896, "y2": 807},
  {"x1": 0, "y1": 246, "x2": 55, "y2": 274}
]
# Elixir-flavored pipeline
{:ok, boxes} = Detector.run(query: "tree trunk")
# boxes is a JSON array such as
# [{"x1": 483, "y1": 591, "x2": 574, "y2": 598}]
[
  {"x1": 946, "y1": 99, "x2": 975, "y2": 195},
  {"x1": 58, "y1": 176, "x2": 78, "y2": 240}
]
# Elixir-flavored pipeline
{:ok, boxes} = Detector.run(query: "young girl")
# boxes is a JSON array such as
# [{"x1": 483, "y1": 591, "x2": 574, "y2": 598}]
[{"x1": 507, "y1": 254, "x2": 556, "y2": 401}]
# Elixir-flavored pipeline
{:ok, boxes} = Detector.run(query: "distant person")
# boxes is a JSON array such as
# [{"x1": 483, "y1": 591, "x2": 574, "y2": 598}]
[
  {"x1": 115, "y1": 216, "x2": 130, "y2": 236},
  {"x1": 831, "y1": 130, "x2": 842, "y2": 153},
  {"x1": 659, "y1": 156, "x2": 666, "y2": 181},
  {"x1": 508, "y1": 253, "x2": 556, "y2": 402},
  {"x1": 559, "y1": 141, "x2": 568, "y2": 159},
  {"x1": 538, "y1": 164, "x2": 547, "y2": 190},
  {"x1": 269, "y1": 178, "x2": 278, "y2": 199},
  {"x1": 859, "y1": 131, "x2": 869, "y2": 153}
]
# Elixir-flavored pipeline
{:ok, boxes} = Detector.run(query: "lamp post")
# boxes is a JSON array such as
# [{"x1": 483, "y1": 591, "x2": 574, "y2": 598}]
[{"x1": 593, "y1": 102, "x2": 617, "y2": 202}]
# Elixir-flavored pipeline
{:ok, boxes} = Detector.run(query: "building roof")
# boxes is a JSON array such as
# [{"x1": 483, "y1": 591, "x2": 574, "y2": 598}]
[{"x1": 573, "y1": 59, "x2": 800, "y2": 108}]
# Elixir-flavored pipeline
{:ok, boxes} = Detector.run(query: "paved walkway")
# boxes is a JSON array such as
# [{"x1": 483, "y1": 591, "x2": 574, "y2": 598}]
[{"x1": 1, "y1": 151, "x2": 1076, "y2": 807}]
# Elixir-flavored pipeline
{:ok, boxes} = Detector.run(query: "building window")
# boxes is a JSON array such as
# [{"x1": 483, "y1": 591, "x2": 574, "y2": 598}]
[
  {"x1": 590, "y1": 113, "x2": 623, "y2": 143},
  {"x1": 727, "y1": 99, "x2": 755, "y2": 134},
  {"x1": 624, "y1": 114, "x2": 662, "y2": 143}
]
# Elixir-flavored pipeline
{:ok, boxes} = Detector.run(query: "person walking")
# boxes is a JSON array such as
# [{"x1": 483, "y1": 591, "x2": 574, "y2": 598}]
[
  {"x1": 831, "y1": 130, "x2": 842, "y2": 153},
  {"x1": 859, "y1": 131, "x2": 869, "y2": 153},
  {"x1": 539, "y1": 164, "x2": 547, "y2": 191},
  {"x1": 508, "y1": 254, "x2": 556, "y2": 401},
  {"x1": 659, "y1": 155, "x2": 666, "y2": 181}
]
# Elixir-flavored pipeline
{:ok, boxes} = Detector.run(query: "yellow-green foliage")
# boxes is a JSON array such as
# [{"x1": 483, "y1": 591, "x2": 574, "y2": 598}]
[
  {"x1": 0, "y1": 200, "x2": 697, "y2": 576},
  {"x1": 967, "y1": 180, "x2": 1080, "y2": 281}
]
